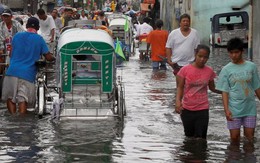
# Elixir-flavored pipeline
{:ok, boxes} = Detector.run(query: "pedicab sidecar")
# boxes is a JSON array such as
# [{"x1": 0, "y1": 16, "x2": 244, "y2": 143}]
[
  {"x1": 109, "y1": 15, "x2": 134, "y2": 61},
  {"x1": 55, "y1": 28, "x2": 126, "y2": 120}
]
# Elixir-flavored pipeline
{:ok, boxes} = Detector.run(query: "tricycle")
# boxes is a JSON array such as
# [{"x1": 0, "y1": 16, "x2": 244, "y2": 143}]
[{"x1": 36, "y1": 27, "x2": 126, "y2": 121}]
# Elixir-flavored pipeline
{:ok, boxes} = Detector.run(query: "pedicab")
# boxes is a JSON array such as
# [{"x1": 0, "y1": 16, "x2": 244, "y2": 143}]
[
  {"x1": 138, "y1": 33, "x2": 150, "y2": 61},
  {"x1": 109, "y1": 15, "x2": 134, "y2": 60},
  {"x1": 52, "y1": 27, "x2": 126, "y2": 120}
]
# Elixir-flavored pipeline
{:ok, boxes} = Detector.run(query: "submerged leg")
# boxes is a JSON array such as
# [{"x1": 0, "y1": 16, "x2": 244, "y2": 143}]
[
  {"x1": 18, "y1": 101, "x2": 28, "y2": 115},
  {"x1": 244, "y1": 127, "x2": 255, "y2": 142},
  {"x1": 229, "y1": 129, "x2": 241, "y2": 143},
  {"x1": 7, "y1": 99, "x2": 16, "y2": 114}
]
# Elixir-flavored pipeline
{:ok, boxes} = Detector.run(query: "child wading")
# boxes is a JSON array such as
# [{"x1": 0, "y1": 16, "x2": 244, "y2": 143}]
[
  {"x1": 175, "y1": 44, "x2": 221, "y2": 139},
  {"x1": 216, "y1": 37, "x2": 260, "y2": 143}
]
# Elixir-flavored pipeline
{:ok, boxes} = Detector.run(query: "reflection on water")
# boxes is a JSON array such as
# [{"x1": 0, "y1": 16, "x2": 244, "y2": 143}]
[
  {"x1": 0, "y1": 113, "x2": 58, "y2": 162},
  {"x1": 54, "y1": 119, "x2": 124, "y2": 162},
  {"x1": 224, "y1": 141, "x2": 257, "y2": 163},
  {"x1": 0, "y1": 48, "x2": 259, "y2": 162},
  {"x1": 0, "y1": 111, "x2": 124, "y2": 162},
  {"x1": 176, "y1": 138, "x2": 208, "y2": 162}
]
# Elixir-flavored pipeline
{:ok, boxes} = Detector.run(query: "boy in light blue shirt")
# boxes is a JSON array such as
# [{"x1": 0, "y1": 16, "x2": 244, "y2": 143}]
[{"x1": 216, "y1": 37, "x2": 260, "y2": 143}]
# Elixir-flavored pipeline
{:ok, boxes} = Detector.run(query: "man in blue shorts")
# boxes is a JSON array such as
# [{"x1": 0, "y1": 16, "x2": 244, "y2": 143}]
[{"x1": 1, "y1": 17, "x2": 55, "y2": 115}]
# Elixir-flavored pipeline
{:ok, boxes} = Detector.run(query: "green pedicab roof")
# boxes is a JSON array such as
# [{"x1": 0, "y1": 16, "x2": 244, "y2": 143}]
[
  {"x1": 60, "y1": 41, "x2": 114, "y2": 55},
  {"x1": 58, "y1": 28, "x2": 115, "y2": 56}
]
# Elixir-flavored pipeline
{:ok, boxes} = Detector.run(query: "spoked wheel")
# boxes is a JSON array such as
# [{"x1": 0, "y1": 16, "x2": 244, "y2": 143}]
[
  {"x1": 112, "y1": 86, "x2": 119, "y2": 114},
  {"x1": 118, "y1": 89, "x2": 124, "y2": 121},
  {"x1": 131, "y1": 41, "x2": 135, "y2": 56},
  {"x1": 117, "y1": 85, "x2": 126, "y2": 121},
  {"x1": 144, "y1": 53, "x2": 150, "y2": 61},
  {"x1": 37, "y1": 85, "x2": 46, "y2": 119}
]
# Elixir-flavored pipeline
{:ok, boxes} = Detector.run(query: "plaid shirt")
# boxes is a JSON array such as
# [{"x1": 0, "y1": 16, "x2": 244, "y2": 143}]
[{"x1": 0, "y1": 19, "x2": 25, "y2": 50}]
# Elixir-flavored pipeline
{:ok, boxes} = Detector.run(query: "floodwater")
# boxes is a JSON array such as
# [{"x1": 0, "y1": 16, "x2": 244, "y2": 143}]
[{"x1": 0, "y1": 48, "x2": 260, "y2": 162}]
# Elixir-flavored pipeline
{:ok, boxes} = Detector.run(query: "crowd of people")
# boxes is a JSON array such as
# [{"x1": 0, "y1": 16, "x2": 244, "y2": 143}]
[
  {"x1": 0, "y1": 2, "x2": 259, "y2": 148},
  {"x1": 137, "y1": 12, "x2": 260, "y2": 148},
  {"x1": 0, "y1": 3, "x2": 136, "y2": 115}
]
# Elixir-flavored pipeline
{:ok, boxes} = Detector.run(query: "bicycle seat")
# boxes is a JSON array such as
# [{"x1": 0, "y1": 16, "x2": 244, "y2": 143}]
[{"x1": 35, "y1": 60, "x2": 47, "y2": 68}]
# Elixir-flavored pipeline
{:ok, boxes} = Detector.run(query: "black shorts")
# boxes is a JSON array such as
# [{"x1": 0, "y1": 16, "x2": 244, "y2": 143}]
[{"x1": 180, "y1": 109, "x2": 209, "y2": 139}]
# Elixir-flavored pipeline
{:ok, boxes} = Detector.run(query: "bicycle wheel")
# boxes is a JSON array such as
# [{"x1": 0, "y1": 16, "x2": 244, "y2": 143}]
[
  {"x1": 112, "y1": 86, "x2": 119, "y2": 114},
  {"x1": 118, "y1": 88, "x2": 124, "y2": 121},
  {"x1": 37, "y1": 85, "x2": 45, "y2": 118}
]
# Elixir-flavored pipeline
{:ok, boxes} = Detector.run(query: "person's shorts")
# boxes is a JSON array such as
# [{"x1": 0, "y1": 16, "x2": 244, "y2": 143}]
[
  {"x1": 1, "y1": 76, "x2": 36, "y2": 106},
  {"x1": 47, "y1": 41, "x2": 56, "y2": 55},
  {"x1": 152, "y1": 61, "x2": 167, "y2": 70},
  {"x1": 227, "y1": 116, "x2": 256, "y2": 130}
]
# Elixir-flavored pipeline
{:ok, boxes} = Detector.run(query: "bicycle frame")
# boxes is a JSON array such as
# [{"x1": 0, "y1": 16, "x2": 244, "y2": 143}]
[{"x1": 35, "y1": 60, "x2": 47, "y2": 118}]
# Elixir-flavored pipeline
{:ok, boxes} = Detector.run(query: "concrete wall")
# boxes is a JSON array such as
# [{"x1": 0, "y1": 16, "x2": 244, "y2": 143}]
[
  {"x1": 252, "y1": 0, "x2": 260, "y2": 65},
  {"x1": 4, "y1": 0, "x2": 56, "y2": 12},
  {"x1": 160, "y1": 0, "x2": 175, "y2": 31},
  {"x1": 160, "y1": 0, "x2": 191, "y2": 32},
  {"x1": 5, "y1": 0, "x2": 24, "y2": 10}
]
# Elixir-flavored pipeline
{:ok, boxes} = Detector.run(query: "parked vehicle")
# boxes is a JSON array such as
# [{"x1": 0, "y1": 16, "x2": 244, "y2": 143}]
[
  {"x1": 109, "y1": 14, "x2": 134, "y2": 60},
  {"x1": 210, "y1": 11, "x2": 249, "y2": 47}
]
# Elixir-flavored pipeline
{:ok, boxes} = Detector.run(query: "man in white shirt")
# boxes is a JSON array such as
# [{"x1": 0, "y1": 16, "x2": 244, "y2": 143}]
[
  {"x1": 166, "y1": 13, "x2": 200, "y2": 76},
  {"x1": 51, "y1": 9, "x2": 63, "y2": 39},
  {"x1": 136, "y1": 17, "x2": 153, "y2": 60},
  {"x1": 80, "y1": 10, "x2": 88, "y2": 20},
  {"x1": 135, "y1": 17, "x2": 153, "y2": 39},
  {"x1": 0, "y1": 9, "x2": 25, "y2": 74},
  {"x1": 36, "y1": 9, "x2": 56, "y2": 54}
]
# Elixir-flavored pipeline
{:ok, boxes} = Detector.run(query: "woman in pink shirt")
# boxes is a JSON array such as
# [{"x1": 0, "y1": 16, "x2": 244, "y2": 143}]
[{"x1": 175, "y1": 44, "x2": 221, "y2": 139}]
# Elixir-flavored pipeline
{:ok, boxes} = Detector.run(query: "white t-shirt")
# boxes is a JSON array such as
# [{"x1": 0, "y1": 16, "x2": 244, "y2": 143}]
[
  {"x1": 166, "y1": 28, "x2": 200, "y2": 66},
  {"x1": 54, "y1": 17, "x2": 63, "y2": 38},
  {"x1": 136, "y1": 22, "x2": 153, "y2": 37},
  {"x1": 80, "y1": 16, "x2": 88, "y2": 20},
  {"x1": 38, "y1": 15, "x2": 56, "y2": 43}
]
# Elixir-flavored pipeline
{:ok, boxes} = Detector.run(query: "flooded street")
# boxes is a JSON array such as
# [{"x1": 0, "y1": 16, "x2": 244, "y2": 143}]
[{"x1": 0, "y1": 48, "x2": 260, "y2": 162}]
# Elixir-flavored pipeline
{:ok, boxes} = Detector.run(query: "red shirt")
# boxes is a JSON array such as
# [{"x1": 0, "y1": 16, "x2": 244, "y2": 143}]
[
  {"x1": 177, "y1": 64, "x2": 216, "y2": 111},
  {"x1": 146, "y1": 29, "x2": 168, "y2": 61}
]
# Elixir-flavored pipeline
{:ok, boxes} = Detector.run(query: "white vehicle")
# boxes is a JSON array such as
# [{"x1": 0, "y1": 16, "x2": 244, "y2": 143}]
[
  {"x1": 109, "y1": 16, "x2": 133, "y2": 60},
  {"x1": 210, "y1": 11, "x2": 249, "y2": 47}
]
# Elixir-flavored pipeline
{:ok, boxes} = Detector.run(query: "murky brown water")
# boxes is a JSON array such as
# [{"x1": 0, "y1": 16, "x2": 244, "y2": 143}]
[{"x1": 0, "y1": 47, "x2": 259, "y2": 162}]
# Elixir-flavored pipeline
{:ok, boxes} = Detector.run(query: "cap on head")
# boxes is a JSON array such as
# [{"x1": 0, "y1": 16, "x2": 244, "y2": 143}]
[
  {"x1": 26, "y1": 17, "x2": 40, "y2": 30},
  {"x1": 1, "y1": 9, "x2": 12, "y2": 16}
]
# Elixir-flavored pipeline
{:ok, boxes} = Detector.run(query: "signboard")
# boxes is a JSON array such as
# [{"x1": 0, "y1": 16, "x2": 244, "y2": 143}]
[
  {"x1": 101, "y1": 55, "x2": 113, "y2": 93},
  {"x1": 61, "y1": 54, "x2": 72, "y2": 93}
]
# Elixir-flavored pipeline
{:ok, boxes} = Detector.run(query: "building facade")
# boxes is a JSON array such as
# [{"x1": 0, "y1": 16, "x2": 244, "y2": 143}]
[
  {"x1": 160, "y1": 0, "x2": 249, "y2": 44},
  {"x1": 252, "y1": 0, "x2": 260, "y2": 65},
  {"x1": 1, "y1": 0, "x2": 55, "y2": 13}
]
